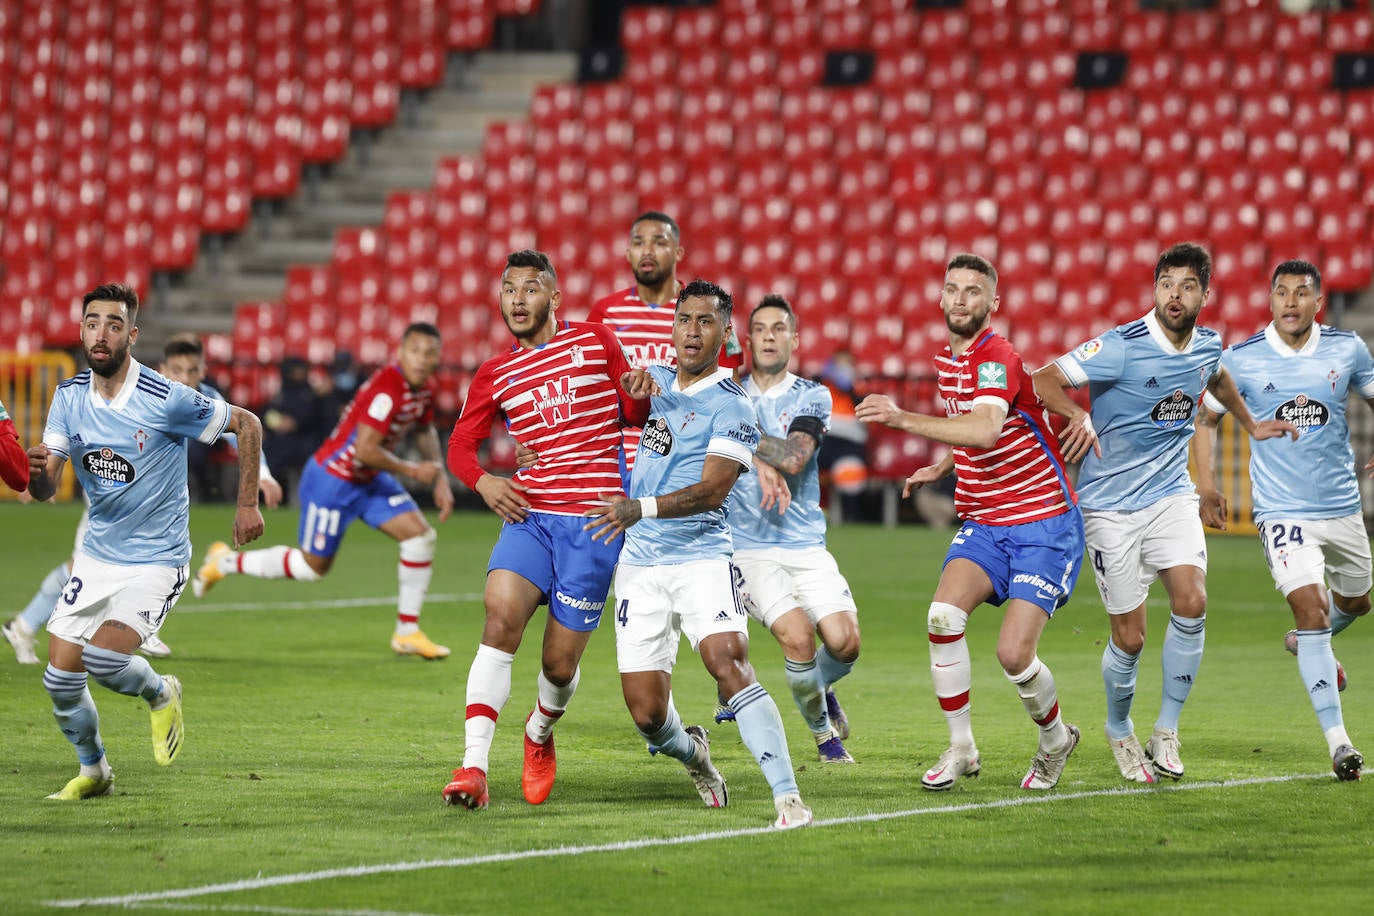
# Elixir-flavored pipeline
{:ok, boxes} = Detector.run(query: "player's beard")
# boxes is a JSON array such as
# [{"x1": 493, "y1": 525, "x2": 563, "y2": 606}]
[
  {"x1": 505, "y1": 301, "x2": 553, "y2": 343},
  {"x1": 944, "y1": 311, "x2": 988, "y2": 338},
  {"x1": 632, "y1": 261, "x2": 671, "y2": 288},
  {"x1": 1154, "y1": 304, "x2": 1199, "y2": 336},
  {"x1": 85, "y1": 341, "x2": 130, "y2": 378}
]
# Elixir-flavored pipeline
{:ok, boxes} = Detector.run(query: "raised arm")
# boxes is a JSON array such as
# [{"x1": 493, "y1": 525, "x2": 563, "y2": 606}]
[
  {"x1": 854, "y1": 393, "x2": 1005, "y2": 450},
  {"x1": 1032, "y1": 362, "x2": 1101, "y2": 462},
  {"x1": 1207, "y1": 366, "x2": 1298, "y2": 442},
  {"x1": 584, "y1": 454, "x2": 745, "y2": 543}
]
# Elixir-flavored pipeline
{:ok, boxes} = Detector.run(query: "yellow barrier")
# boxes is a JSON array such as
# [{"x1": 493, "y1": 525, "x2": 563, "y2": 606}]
[{"x1": 0, "y1": 351, "x2": 78, "y2": 501}]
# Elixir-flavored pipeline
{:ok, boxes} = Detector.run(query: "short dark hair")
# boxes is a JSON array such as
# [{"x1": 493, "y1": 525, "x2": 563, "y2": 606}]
[
  {"x1": 504, "y1": 249, "x2": 557, "y2": 283},
  {"x1": 1155, "y1": 242, "x2": 1212, "y2": 291},
  {"x1": 678, "y1": 278, "x2": 733, "y2": 323},
  {"x1": 946, "y1": 253, "x2": 998, "y2": 289},
  {"x1": 1271, "y1": 259, "x2": 1322, "y2": 292},
  {"x1": 751, "y1": 294, "x2": 797, "y2": 330},
  {"x1": 82, "y1": 283, "x2": 139, "y2": 324},
  {"x1": 163, "y1": 333, "x2": 204, "y2": 361},
  {"x1": 632, "y1": 211, "x2": 680, "y2": 244},
  {"x1": 403, "y1": 322, "x2": 441, "y2": 342}
]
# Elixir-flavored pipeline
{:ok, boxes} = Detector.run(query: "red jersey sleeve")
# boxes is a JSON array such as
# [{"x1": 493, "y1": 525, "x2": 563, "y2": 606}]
[
  {"x1": 0, "y1": 417, "x2": 28, "y2": 491},
  {"x1": 355, "y1": 370, "x2": 406, "y2": 435},
  {"x1": 967, "y1": 335, "x2": 1021, "y2": 407},
  {"x1": 446, "y1": 363, "x2": 501, "y2": 490}
]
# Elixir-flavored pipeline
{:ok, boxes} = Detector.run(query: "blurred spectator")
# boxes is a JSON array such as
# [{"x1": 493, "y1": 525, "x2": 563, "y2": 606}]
[
  {"x1": 816, "y1": 350, "x2": 869, "y2": 522},
  {"x1": 263, "y1": 357, "x2": 330, "y2": 502}
]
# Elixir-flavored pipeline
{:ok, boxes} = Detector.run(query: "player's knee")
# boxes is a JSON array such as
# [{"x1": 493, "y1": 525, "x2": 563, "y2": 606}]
[
  {"x1": 398, "y1": 527, "x2": 437, "y2": 564},
  {"x1": 42, "y1": 666, "x2": 85, "y2": 703},
  {"x1": 928, "y1": 601, "x2": 968, "y2": 637},
  {"x1": 540, "y1": 657, "x2": 578, "y2": 687},
  {"x1": 1169, "y1": 589, "x2": 1207, "y2": 619},
  {"x1": 1114, "y1": 631, "x2": 1146, "y2": 656},
  {"x1": 773, "y1": 623, "x2": 816, "y2": 662},
  {"x1": 827, "y1": 625, "x2": 861, "y2": 663},
  {"x1": 996, "y1": 643, "x2": 1036, "y2": 676}
]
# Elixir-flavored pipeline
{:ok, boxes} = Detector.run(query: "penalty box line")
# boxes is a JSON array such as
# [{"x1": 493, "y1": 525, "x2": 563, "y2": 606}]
[{"x1": 48, "y1": 772, "x2": 1330, "y2": 910}]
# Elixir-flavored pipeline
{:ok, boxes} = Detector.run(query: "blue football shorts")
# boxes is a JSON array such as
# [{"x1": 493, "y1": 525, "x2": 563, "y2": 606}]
[
  {"x1": 488, "y1": 511, "x2": 621, "y2": 632},
  {"x1": 943, "y1": 508, "x2": 1085, "y2": 615},
  {"x1": 296, "y1": 459, "x2": 419, "y2": 558}
]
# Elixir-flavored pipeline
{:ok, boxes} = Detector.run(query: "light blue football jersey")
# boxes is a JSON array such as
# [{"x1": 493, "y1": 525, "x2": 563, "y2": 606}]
[
  {"x1": 620, "y1": 366, "x2": 759, "y2": 566},
  {"x1": 1054, "y1": 311, "x2": 1222, "y2": 512},
  {"x1": 1205, "y1": 323, "x2": 1374, "y2": 522},
  {"x1": 731, "y1": 373, "x2": 829, "y2": 550},
  {"x1": 43, "y1": 361, "x2": 231, "y2": 566}
]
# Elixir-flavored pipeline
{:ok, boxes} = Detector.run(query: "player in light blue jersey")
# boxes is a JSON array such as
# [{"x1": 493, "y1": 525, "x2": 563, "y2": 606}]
[
  {"x1": 25, "y1": 284, "x2": 266, "y2": 800},
  {"x1": 585, "y1": 279, "x2": 813, "y2": 829},
  {"x1": 1198, "y1": 259, "x2": 1374, "y2": 781},
  {"x1": 1035, "y1": 243, "x2": 1296, "y2": 784},
  {"x1": 728, "y1": 295, "x2": 861, "y2": 764},
  {"x1": 4, "y1": 334, "x2": 280, "y2": 664}
]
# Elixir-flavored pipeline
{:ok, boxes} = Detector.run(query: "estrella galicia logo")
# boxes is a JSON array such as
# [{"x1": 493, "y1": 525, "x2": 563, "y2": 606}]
[
  {"x1": 81, "y1": 447, "x2": 136, "y2": 488},
  {"x1": 1274, "y1": 394, "x2": 1329, "y2": 436},
  {"x1": 1150, "y1": 389, "x2": 1195, "y2": 428},
  {"x1": 640, "y1": 417, "x2": 673, "y2": 457}
]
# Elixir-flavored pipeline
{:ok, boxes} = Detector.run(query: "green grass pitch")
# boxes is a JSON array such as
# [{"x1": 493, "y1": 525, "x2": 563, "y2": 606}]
[{"x1": 1, "y1": 500, "x2": 1370, "y2": 914}]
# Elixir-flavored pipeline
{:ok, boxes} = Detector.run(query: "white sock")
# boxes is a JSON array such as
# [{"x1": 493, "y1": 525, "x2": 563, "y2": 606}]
[
  {"x1": 462, "y1": 644, "x2": 514, "y2": 772},
  {"x1": 1009, "y1": 657, "x2": 1069, "y2": 751},
  {"x1": 527, "y1": 668, "x2": 580, "y2": 744},
  {"x1": 232, "y1": 546, "x2": 321, "y2": 581},
  {"x1": 929, "y1": 602, "x2": 974, "y2": 748},
  {"x1": 396, "y1": 531, "x2": 435, "y2": 634}
]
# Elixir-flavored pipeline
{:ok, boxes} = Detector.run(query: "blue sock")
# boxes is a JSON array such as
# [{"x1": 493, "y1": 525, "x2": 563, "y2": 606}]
[
  {"x1": 639, "y1": 703, "x2": 696, "y2": 763},
  {"x1": 730, "y1": 683, "x2": 799, "y2": 798},
  {"x1": 1101, "y1": 639, "x2": 1139, "y2": 740},
  {"x1": 1329, "y1": 591, "x2": 1356, "y2": 636},
  {"x1": 81, "y1": 646, "x2": 163, "y2": 701},
  {"x1": 815, "y1": 645, "x2": 853, "y2": 687},
  {"x1": 1296, "y1": 629, "x2": 1344, "y2": 731},
  {"x1": 783, "y1": 657, "x2": 829, "y2": 738},
  {"x1": 43, "y1": 666, "x2": 105, "y2": 766},
  {"x1": 20, "y1": 562, "x2": 69, "y2": 633},
  {"x1": 1158, "y1": 614, "x2": 1205, "y2": 732}
]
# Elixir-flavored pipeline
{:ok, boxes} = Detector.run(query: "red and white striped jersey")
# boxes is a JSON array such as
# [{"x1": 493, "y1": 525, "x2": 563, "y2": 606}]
[
  {"x1": 447, "y1": 321, "x2": 648, "y2": 516},
  {"x1": 936, "y1": 329, "x2": 1076, "y2": 525},
  {"x1": 316, "y1": 364, "x2": 436, "y2": 485}
]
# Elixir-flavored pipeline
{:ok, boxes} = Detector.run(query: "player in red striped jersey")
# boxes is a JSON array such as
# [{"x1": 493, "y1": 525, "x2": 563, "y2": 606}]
[
  {"x1": 192, "y1": 323, "x2": 455, "y2": 660},
  {"x1": 443, "y1": 250, "x2": 650, "y2": 810},
  {"x1": 856, "y1": 253, "x2": 1085, "y2": 791},
  {"x1": 585, "y1": 211, "x2": 743, "y2": 470},
  {"x1": 0, "y1": 396, "x2": 28, "y2": 491}
]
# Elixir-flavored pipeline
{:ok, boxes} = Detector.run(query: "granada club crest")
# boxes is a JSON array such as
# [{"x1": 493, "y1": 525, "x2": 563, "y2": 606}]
[{"x1": 570, "y1": 345, "x2": 585, "y2": 368}]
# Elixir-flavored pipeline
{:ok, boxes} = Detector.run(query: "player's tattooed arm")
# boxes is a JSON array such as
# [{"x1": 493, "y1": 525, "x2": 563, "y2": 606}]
[
  {"x1": 754, "y1": 429, "x2": 816, "y2": 476},
  {"x1": 227, "y1": 406, "x2": 266, "y2": 547},
  {"x1": 1207, "y1": 367, "x2": 1298, "y2": 441},
  {"x1": 585, "y1": 455, "x2": 746, "y2": 543}
]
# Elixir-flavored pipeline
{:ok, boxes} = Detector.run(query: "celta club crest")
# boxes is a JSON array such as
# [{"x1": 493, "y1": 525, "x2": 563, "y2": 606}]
[
  {"x1": 133, "y1": 429, "x2": 149, "y2": 453},
  {"x1": 1329, "y1": 369, "x2": 1340, "y2": 393},
  {"x1": 533, "y1": 377, "x2": 575, "y2": 426},
  {"x1": 680, "y1": 410, "x2": 697, "y2": 431}
]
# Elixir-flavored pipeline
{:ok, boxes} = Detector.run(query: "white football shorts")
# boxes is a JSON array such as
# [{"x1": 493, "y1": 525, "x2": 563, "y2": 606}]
[
  {"x1": 45, "y1": 552, "x2": 189, "y2": 645},
  {"x1": 733, "y1": 545, "x2": 857, "y2": 629},
  {"x1": 1257, "y1": 513, "x2": 1373, "y2": 599},
  {"x1": 612, "y1": 559, "x2": 749, "y2": 674},
  {"x1": 1083, "y1": 492, "x2": 1207, "y2": 615}
]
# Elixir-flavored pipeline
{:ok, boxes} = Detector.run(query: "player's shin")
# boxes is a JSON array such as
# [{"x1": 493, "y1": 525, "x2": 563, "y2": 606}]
[
  {"x1": 462, "y1": 644, "x2": 513, "y2": 772},
  {"x1": 44, "y1": 666, "x2": 105, "y2": 765},
  {"x1": 929, "y1": 602, "x2": 974, "y2": 746},
  {"x1": 730, "y1": 682, "x2": 800, "y2": 797}
]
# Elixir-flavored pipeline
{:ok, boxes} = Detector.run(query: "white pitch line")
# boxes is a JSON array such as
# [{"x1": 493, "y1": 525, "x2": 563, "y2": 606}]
[
  {"x1": 123, "y1": 905, "x2": 442, "y2": 916},
  {"x1": 47, "y1": 771, "x2": 1331, "y2": 911},
  {"x1": 176, "y1": 594, "x2": 483, "y2": 614}
]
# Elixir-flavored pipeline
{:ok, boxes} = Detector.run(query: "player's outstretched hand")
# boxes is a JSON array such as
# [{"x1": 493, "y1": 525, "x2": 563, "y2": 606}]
[
  {"x1": 755, "y1": 459, "x2": 792, "y2": 514},
  {"x1": 1198, "y1": 486, "x2": 1228, "y2": 531},
  {"x1": 1252, "y1": 419, "x2": 1299, "y2": 441},
  {"x1": 233, "y1": 505, "x2": 265, "y2": 548},
  {"x1": 902, "y1": 463, "x2": 948, "y2": 498},
  {"x1": 475, "y1": 473, "x2": 531, "y2": 524},
  {"x1": 434, "y1": 473, "x2": 454, "y2": 523},
  {"x1": 1058, "y1": 413, "x2": 1102, "y2": 463},
  {"x1": 621, "y1": 369, "x2": 660, "y2": 400},
  {"x1": 583, "y1": 492, "x2": 637, "y2": 543},
  {"x1": 409, "y1": 460, "x2": 443, "y2": 486},
  {"x1": 855, "y1": 393, "x2": 899, "y2": 426},
  {"x1": 26, "y1": 443, "x2": 48, "y2": 478}
]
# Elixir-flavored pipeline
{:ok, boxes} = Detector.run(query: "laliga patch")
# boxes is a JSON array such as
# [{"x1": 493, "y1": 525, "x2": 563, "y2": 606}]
[
  {"x1": 1073, "y1": 338, "x2": 1103, "y2": 361},
  {"x1": 977, "y1": 361, "x2": 1008, "y2": 390},
  {"x1": 82, "y1": 447, "x2": 136, "y2": 488},
  {"x1": 1274, "y1": 395, "x2": 1330, "y2": 435},
  {"x1": 1150, "y1": 389, "x2": 1196, "y2": 428},
  {"x1": 640, "y1": 416, "x2": 674, "y2": 457}
]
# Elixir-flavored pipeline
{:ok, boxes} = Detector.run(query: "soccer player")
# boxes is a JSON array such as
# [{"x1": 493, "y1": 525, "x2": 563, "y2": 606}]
[
  {"x1": 730, "y1": 294, "x2": 861, "y2": 763},
  {"x1": 0, "y1": 396, "x2": 27, "y2": 491},
  {"x1": 585, "y1": 279, "x2": 814, "y2": 830},
  {"x1": 585, "y1": 211, "x2": 743, "y2": 467},
  {"x1": 191, "y1": 322, "x2": 454, "y2": 659},
  {"x1": 26, "y1": 282, "x2": 265, "y2": 799},
  {"x1": 3, "y1": 335, "x2": 281, "y2": 664},
  {"x1": 855, "y1": 253, "x2": 1084, "y2": 792},
  {"x1": 1033, "y1": 242, "x2": 1296, "y2": 784},
  {"x1": 441, "y1": 250, "x2": 648, "y2": 810},
  {"x1": 1197, "y1": 259, "x2": 1373, "y2": 781}
]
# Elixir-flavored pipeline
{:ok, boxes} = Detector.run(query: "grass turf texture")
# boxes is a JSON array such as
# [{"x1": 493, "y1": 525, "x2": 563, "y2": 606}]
[{"x1": 1, "y1": 501, "x2": 1370, "y2": 914}]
